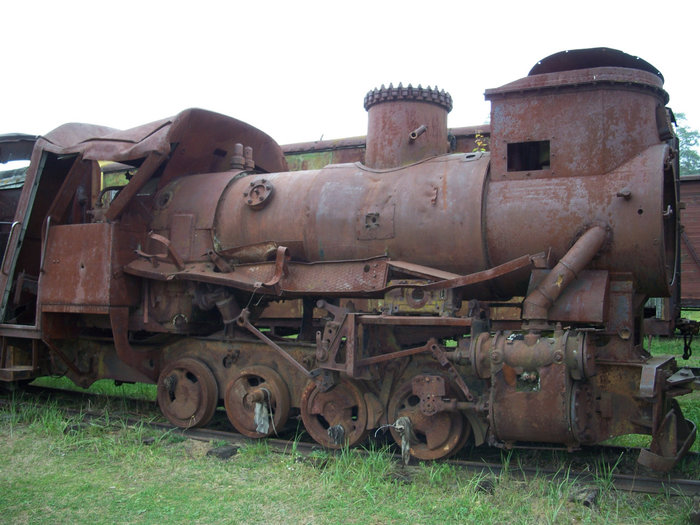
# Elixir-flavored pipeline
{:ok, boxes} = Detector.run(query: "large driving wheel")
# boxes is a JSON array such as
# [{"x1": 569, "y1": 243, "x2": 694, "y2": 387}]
[
  {"x1": 157, "y1": 357, "x2": 218, "y2": 428},
  {"x1": 388, "y1": 379, "x2": 466, "y2": 460},
  {"x1": 300, "y1": 378, "x2": 368, "y2": 449},
  {"x1": 224, "y1": 366, "x2": 291, "y2": 438}
]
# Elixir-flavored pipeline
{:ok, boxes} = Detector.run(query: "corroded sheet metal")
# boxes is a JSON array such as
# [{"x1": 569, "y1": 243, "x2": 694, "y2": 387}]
[
  {"x1": 0, "y1": 46, "x2": 692, "y2": 469},
  {"x1": 37, "y1": 108, "x2": 287, "y2": 176},
  {"x1": 680, "y1": 176, "x2": 700, "y2": 307},
  {"x1": 485, "y1": 145, "x2": 675, "y2": 297},
  {"x1": 124, "y1": 257, "x2": 391, "y2": 295},
  {"x1": 485, "y1": 66, "x2": 667, "y2": 179},
  {"x1": 529, "y1": 47, "x2": 664, "y2": 80},
  {"x1": 0, "y1": 133, "x2": 38, "y2": 163},
  {"x1": 213, "y1": 153, "x2": 490, "y2": 276},
  {"x1": 39, "y1": 223, "x2": 138, "y2": 308},
  {"x1": 527, "y1": 270, "x2": 609, "y2": 324},
  {"x1": 282, "y1": 125, "x2": 491, "y2": 170},
  {"x1": 491, "y1": 362, "x2": 573, "y2": 445},
  {"x1": 364, "y1": 85, "x2": 452, "y2": 169}
]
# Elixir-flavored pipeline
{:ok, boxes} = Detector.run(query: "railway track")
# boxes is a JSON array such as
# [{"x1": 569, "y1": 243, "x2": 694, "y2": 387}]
[{"x1": 3, "y1": 384, "x2": 699, "y2": 498}]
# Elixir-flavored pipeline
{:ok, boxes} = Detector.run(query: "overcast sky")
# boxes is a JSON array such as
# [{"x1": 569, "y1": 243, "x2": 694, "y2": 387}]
[{"x1": 2, "y1": 0, "x2": 699, "y2": 146}]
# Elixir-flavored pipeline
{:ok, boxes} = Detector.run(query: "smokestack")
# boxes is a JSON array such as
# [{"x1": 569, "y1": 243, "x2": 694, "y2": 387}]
[{"x1": 364, "y1": 84, "x2": 452, "y2": 170}]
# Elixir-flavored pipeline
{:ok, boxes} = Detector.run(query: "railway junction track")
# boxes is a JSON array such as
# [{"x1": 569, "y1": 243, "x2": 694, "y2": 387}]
[{"x1": 2, "y1": 384, "x2": 699, "y2": 498}]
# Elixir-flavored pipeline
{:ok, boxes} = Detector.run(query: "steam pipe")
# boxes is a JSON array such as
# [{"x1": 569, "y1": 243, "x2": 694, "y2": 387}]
[
  {"x1": 409, "y1": 125, "x2": 427, "y2": 141},
  {"x1": 522, "y1": 225, "x2": 608, "y2": 321}
]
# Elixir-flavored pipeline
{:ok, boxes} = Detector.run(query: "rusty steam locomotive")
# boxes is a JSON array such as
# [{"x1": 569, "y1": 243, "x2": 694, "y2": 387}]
[{"x1": 0, "y1": 48, "x2": 697, "y2": 470}]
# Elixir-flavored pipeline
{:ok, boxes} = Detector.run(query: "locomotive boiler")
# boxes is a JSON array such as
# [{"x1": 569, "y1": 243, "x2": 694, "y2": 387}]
[{"x1": 0, "y1": 47, "x2": 697, "y2": 470}]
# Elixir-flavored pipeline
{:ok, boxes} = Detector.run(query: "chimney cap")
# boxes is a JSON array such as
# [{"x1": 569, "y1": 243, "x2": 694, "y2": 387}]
[{"x1": 364, "y1": 83, "x2": 453, "y2": 112}]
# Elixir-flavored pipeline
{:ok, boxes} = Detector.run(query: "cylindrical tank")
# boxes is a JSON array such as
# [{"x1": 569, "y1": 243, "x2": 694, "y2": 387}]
[
  {"x1": 213, "y1": 153, "x2": 490, "y2": 274},
  {"x1": 207, "y1": 144, "x2": 673, "y2": 297},
  {"x1": 364, "y1": 84, "x2": 452, "y2": 169},
  {"x1": 150, "y1": 50, "x2": 677, "y2": 299}
]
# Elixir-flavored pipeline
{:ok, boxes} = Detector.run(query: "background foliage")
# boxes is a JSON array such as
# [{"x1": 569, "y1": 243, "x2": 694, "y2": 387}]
[{"x1": 677, "y1": 112, "x2": 700, "y2": 175}]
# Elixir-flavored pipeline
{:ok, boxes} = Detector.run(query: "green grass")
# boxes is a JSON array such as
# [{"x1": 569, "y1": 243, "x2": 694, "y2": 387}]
[
  {"x1": 7, "y1": 331, "x2": 698, "y2": 523},
  {"x1": 646, "y1": 335, "x2": 700, "y2": 368},
  {"x1": 1, "y1": 396, "x2": 698, "y2": 524},
  {"x1": 31, "y1": 375, "x2": 157, "y2": 401},
  {"x1": 681, "y1": 309, "x2": 700, "y2": 322}
]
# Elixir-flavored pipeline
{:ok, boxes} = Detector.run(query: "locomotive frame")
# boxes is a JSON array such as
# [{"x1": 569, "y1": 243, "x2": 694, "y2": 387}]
[{"x1": 0, "y1": 47, "x2": 697, "y2": 470}]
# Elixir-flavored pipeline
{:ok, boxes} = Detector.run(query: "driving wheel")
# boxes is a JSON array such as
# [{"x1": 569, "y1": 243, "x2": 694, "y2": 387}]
[
  {"x1": 300, "y1": 378, "x2": 369, "y2": 448},
  {"x1": 224, "y1": 366, "x2": 291, "y2": 437},
  {"x1": 157, "y1": 357, "x2": 218, "y2": 428},
  {"x1": 388, "y1": 378, "x2": 466, "y2": 460}
]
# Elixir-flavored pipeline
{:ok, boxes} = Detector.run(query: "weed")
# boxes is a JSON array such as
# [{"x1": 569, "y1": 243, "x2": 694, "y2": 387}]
[
  {"x1": 423, "y1": 461, "x2": 456, "y2": 485},
  {"x1": 499, "y1": 448, "x2": 514, "y2": 483},
  {"x1": 594, "y1": 450, "x2": 624, "y2": 497},
  {"x1": 237, "y1": 440, "x2": 270, "y2": 460}
]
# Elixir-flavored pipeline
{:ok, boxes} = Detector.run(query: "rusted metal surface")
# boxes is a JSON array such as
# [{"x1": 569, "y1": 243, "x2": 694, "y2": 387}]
[
  {"x1": 224, "y1": 365, "x2": 291, "y2": 437},
  {"x1": 388, "y1": 376, "x2": 467, "y2": 459},
  {"x1": 485, "y1": 63, "x2": 668, "y2": 179},
  {"x1": 491, "y1": 360, "x2": 574, "y2": 446},
  {"x1": 235, "y1": 308, "x2": 312, "y2": 379},
  {"x1": 124, "y1": 257, "x2": 391, "y2": 296},
  {"x1": 527, "y1": 269, "x2": 609, "y2": 324},
  {"x1": 528, "y1": 47, "x2": 664, "y2": 80},
  {"x1": 522, "y1": 226, "x2": 608, "y2": 321},
  {"x1": 0, "y1": 47, "x2": 695, "y2": 470},
  {"x1": 485, "y1": 145, "x2": 676, "y2": 298},
  {"x1": 0, "y1": 135, "x2": 29, "y2": 258},
  {"x1": 37, "y1": 108, "x2": 287, "y2": 176},
  {"x1": 364, "y1": 84, "x2": 452, "y2": 169},
  {"x1": 282, "y1": 125, "x2": 491, "y2": 170},
  {"x1": 0, "y1": 133, "x2": 37, "y2": 165},
  {"x1": 638, "y1": 403, "x2": 697, "y2": 472},
  {"x1": 40, "y1": 223, "x2": 138, "y2": 308},
  {"x1": 680, "y1": 176, "x2": 700, "y2": 307},
  {"x1": 300, "y1": 378, "x2": 369, "y2": 448},
  {"x1": 156, "y1": 357, "x2": 218, "y2": 428},
  {"x1": 213, "y1": 153, "x2": 490, "y2": 276}
]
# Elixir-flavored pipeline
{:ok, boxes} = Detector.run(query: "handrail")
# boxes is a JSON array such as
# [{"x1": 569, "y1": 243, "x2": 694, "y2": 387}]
[
  {"x1": 1, "y1": 221, "x2": 20, "y2": 275},
  {"x1": 39, "y1": 216, "x2": 51, "y2": 273}
]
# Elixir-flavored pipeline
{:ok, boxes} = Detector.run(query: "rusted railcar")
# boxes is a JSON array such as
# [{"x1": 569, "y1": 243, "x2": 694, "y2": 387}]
[
  {"x1": 0, "y1": 48, "x2": 697, "y2": 471},
  {"x1": 680, "y1": 176, "x2": 700, "y2": 307},
  {"x1": 282, "y1": 125, "x2": 490, "y2": 170}
]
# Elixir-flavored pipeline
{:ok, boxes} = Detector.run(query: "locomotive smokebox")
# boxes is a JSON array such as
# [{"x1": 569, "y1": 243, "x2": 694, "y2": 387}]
[
  {"x1": 364, "y1": 84, "x2": 453, "y2": 169},
  {"x1": 484, "y1": 47, "x2": 678, "y2": 297}
]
